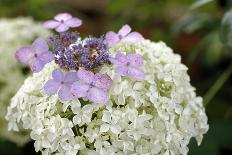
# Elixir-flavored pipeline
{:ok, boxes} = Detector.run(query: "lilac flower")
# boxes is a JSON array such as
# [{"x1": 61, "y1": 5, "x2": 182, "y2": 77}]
[
  {"x1": 105, "y1": 24, "x2": 144, "y2": 45},
  {"x1": 43, "y1": 13, "x2": 82, "y2": 32},
  {"x1": 110, "y1": 52, "x2": 145, "y2": 80},
  {"x1": 15, "y1": 38, "x2": 53, "y2": 73},
  {"x1": 44, "y1": 70, "x2": 77, "y2": 101},
  {"x1": 71, "y1": 69, "x2": 112, "y2": 104}
]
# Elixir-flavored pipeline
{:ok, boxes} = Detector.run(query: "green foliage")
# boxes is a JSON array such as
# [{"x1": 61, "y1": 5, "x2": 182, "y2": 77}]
[
  {"x1": 220, "y1": 9, "x2": 232, "y2": 48},
  {"x1": 188, "y1": 120, "x2": 232, "y2": 155},
  {"x1": 0, "y1": 139, "x2": 21, "y2": 155},
  {"x1": 174, "y1": 1, "x2": 232, "y2": 153},
  {"x1": 190, "y1": 0, "x2": 214, "y2": 10},
  {"x1": 0, "y1": 0, "x2": 232, "y2": 154},
  {"x1": 0, "y1": 0, "x2": 55, "y2": 20},
  {"x1": 173, "y1": 13, "x2": 213, "y2": 34}
]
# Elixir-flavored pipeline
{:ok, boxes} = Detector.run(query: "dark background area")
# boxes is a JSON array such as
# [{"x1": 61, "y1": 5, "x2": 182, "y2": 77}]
[{"x1": 0, "y1": 0, "x2": 232, "y2": 154}]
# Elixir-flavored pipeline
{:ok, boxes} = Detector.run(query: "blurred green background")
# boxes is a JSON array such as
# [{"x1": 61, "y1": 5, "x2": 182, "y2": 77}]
[{"x1": 0, "y1": 0, "x2": 232, "y2": 155}]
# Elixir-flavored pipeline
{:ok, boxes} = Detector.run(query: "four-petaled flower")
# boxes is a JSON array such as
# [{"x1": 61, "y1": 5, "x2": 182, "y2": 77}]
[
  {"x1": 15, "y1": 38, "x2": 53, "y2": 73},
  {"x1": 71, "y1": 69, "x2": 112, "y2": 104},
  {"x1": 44, "y1": 70, "x2": 77, "y2": 101},
  {"x1": 43, "y1": 12, "x2": 82, "y2": 32},
  {"x1": 105, "y1": 24, "x2": 144, "y2": 45},
  {"x1": 15, "y1": 13, "x2": 145, "y2": 105},
  {"x1": 110, "y1": 52, "x2": 145, "y2": 80}
]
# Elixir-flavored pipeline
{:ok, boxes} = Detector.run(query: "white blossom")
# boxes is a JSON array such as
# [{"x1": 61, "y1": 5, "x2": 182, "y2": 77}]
[
  {"x1": 6, "y1": 40, "x2": 209, "y2": 154},
  {"x1": 0, "y1": 17, "x2": 50, "y2": 145}
]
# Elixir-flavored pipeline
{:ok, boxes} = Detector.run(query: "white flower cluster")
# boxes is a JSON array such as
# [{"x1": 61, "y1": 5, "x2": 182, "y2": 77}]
[
  {"x1": 0, "y1": 17, "x2": 50, "y2": 145},
  {"x1": 6, "y1": 40, "x2": 209, "y2": 155}
]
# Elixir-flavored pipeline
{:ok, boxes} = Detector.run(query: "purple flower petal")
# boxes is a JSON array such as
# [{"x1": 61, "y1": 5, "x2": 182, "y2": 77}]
[
  {"x1": 118, "y1": 24, "x2": 131, "y2": 37},
  {"x1": 115, "y1": 66, "x2": 129, "y2": 76},
  {"x1": 38, "y1": 52, "x2": 54, "y2": 64},
  {"x1": 54, "y1": 13, "x2": 72, "y2": 22},
  {"x1": 77, "y1": 69, "x2": 94, "y2": 84},
  {"x1": 71, "y1": 81, "x2": 89, "y2": 98},
  {"x1": 58, "y1": 85, "x2": 73, "y2": 101},
  {"x1": 127, "y1": 54, "x2": 143, "y2": 67},
  {"x1": 109, "y1": 52, "x2": 128, "y2": 65},
  {"x1": 55, "y1": 24, "x2": 69, "y2": 32},
  {"x1": 44, "y1": 79, "x2": 60, "y2": 95},
  {"x1": 52, "y1": 70, "x2": 64, "y2": 82},
  {"x1": 43, "y1": 20, "x2": 60, "y2": 29},
  {"x1": 115, "y1": 52, "x2": 128, "y2": 64},
  {"x1": 94, "y1": 73, "x2": 112, "y2": 90},
  {"x1": 65, "y1": 18, "x2": 82, "y2": 27},
  {"x1": 30, "y1": 58, "x2": 45, "y2": 73},
  {"x1": 122, "y1": 32, "x2": 144, "y2": 43},
  {"x1": 111, "y1": 52, "x2": 145, "y2": 81},
  {"x1": 105, "y1": 31, "x2": 120, "y2": 45},
  {"x1": 32, "y1": 38, "x2": 49, "y2": 54},
  {"x1": 87, "y1": 87, "x2": 109, "y2": 104},
  {"x1": 15, "y1": 47, "x2": 33, "y2": 64},
  {"x1": 128, "y1": 67, "x2": 145, "y2": 80},
  {"x1": 64, "y1": 72, "x2": 78, "y2": 85}
]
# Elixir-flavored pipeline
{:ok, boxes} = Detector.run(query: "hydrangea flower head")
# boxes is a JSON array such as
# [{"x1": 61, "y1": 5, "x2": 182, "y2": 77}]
[
  {"x1": 15, "y1": 38, "x2": 53, "y2": 73},
  {"x1": 105, "y1": 24, "x2": 144, "y2": 45},
  {"x1": 44, "y1": 69, "x2": 77, "y2": 101},
  {"x1": 6, "y1": 13, "x2": 208, "y2": 155},
  {"x1": 110, "y1": 52, "x2": 144, "y2": 80},
  {"x1": 71, "y1": 69, "x2": 112, "y2": 104},
  {"x1": 43, "y1": 13, "x2": 82, "y2": 32}
]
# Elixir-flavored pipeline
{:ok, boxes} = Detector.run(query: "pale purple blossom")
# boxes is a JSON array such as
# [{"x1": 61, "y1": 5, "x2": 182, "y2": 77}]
[
  {"x1": 110, "y1": 52, "x2": 144, "y2": 80},
  {"x1": 15, "y1": 38, "x2": 53, "y2": 73},
  {"x1": 105, "y1": 24, "x2": 144, "y2": 45},
  {"x1": 43, "y1": 13, "x2": 82, "y2": 32},
  {"x1": 44, "y1": 70, "x2": 77, "y2": 101},
  {"x1": 71, "y1": 69, "x2": 112, "y2": 104}
]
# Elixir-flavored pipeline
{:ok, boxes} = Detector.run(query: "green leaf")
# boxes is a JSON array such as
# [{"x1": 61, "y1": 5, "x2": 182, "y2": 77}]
[
  {"x1": 204, "y1": 32, "x2": 224, "y2": 66},
  {"x1": 188, "y1": 120, "x2": 232, "y2": 155},
  {"x1": 173, "y1": 14, "x2": 212, "y2": 35},
  {"x1": 187, "y1": 31, "x2": 223, "y2": 65},
  {"x1": 190, "y1": 0, "x2": 214, "y2": 10},
  {"x1": 0, "y1": 138, "x2": 22, "y2": 155},
  {"x1": 220, "y1": 9, "x2": 232, "y2": 48}
]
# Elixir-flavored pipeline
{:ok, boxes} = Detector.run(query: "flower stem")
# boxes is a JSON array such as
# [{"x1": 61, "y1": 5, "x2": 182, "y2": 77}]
[{"x1": 204, "y1": 62, "x2": 232, "y2": 106}]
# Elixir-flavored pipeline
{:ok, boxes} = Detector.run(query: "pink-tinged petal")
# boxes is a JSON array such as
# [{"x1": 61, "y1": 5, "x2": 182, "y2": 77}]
[
  {"x1": 65, "y1": 18, "x2": 82, "y2": 27},
  {"x1": 54, "y1": 13, "x2": 72, "y2": 22},
  {"x1": 43, "y1": 20, "x2": 60, "y2": 29},
  {"x1": 58, "y1": 86, "x2": 73, "y2": 101},
  {"x1": 118, "y1": 24, "x2": 131, "y2": 37},
  {"x1": 15, "y1": 47, "x2": 33, "y2": 64},
  {"x1": 122, "y1": 32, "x2": 144, "y2": 43},
  {"x1": 77, "y1": 69, "x2": 94, "y2": 84},
  {"x1": 109, "y1": 57, "x2": 121, "y2": 65},
  {"x1": 32, "y1": 38, "x2": 49, "y2": 54},
  {"x1": 115, "y1": 66, "x2": 129, "y2": 76},
  {"x1": 128, "y1": 67, "x2": 145, "y2": 80},
  {"x1": 38, "y1": 51, "x2": 54, "y2": 64},
  {"x1": 115, "y1": 52, "x2": 128, "y2": 64},
  {"x1": 30, "y1": 58, "x2": 45, "y2": 73},
  {"x1": 55, "y1": 23, "x2": 69, "y2": 32},
  {"x1": 127, "y1": 54, "x2": 143, "y2": 67},
  {"x1": 87, "y1": 87, "x2": 109, "y2": 104},
  {"x1": 104, "y1": 31, "x2": 119, "y2": 45},
  {"x1": 64, "y1": 72, "x2": 78, "y2": 85},
  {"x1": 94, "y1": 73, "x2": 112, "y2": 89},
  {"x1": 71, "y1": 81, "x2": 89, "y2": 98},
  {"x1": 52, "y1": 70, "x2": 64, "y2": 82},
  {"x1": 44, "y1": 79, "x2": 60, "y2": 95}
]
